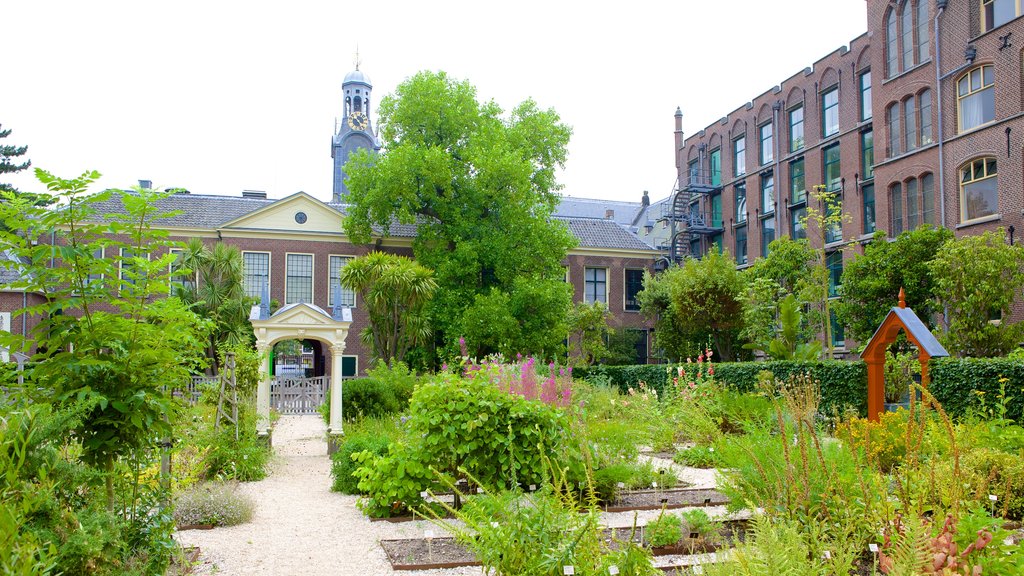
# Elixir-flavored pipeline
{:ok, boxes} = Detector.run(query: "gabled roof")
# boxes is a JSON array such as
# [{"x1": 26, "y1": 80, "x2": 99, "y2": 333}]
[
  {"x1": 558, "y1": 217, "x2": 656, "y2": 251},
  {"x1": 863, "y1": 305, "x2": 949, "y2": 359},
  {"x1": 90, "y1": 190, "x2": 274, "y2": 228},
  {"x1": 554, "y1": 197, "x2": 645, "y2": 227}
]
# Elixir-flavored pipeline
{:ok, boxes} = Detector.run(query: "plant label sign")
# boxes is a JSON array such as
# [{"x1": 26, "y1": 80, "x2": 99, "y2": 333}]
[
  {"x1": 608, "y1": 566, "x2": 620, "y2": 575},
  {"x1": 823, "y1": 550, "x2": 832, "y2": 559},
  {"x1": 869, "y1": 543, "x2": 879, "y2": 553},
  {"x1": 529, "y1": 484, "x2": 536, "y2": 491},
  {"x1": 425, "y1": 530, "x2": 435, "y2": 540},
  {"x1": 563, "y1": 566, "x2": 575, "y2": 575},
  {"x1": 989, "y1": 494, "x2": 998, "y2": 501}
]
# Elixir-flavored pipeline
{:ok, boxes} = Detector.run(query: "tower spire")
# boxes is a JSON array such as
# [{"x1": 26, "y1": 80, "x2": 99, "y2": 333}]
[{"x1": 354, "y1": 45, "x2": 361, "y2": 71}]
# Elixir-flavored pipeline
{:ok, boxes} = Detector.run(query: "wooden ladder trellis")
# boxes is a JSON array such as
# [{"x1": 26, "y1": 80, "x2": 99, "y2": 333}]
[{"x1": 214, "y1": 352, "x2": 239, "y2": 441}]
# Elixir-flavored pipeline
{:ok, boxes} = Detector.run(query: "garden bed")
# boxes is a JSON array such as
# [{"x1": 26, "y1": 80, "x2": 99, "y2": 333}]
[
  {"x1": 380, "y1": 520, "x2": 747, "y2": 571},
  {"x1": 606, "y1": 488, "x2": 728, "y2": 512}
]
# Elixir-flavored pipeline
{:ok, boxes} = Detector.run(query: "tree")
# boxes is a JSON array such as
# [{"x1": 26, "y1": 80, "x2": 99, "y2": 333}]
[
  {"x1": 342, "y1": 71, "x2": 575, "y2": 362},
  {"x1": 0, "y1": 123, "x2": 30, "y2": 194},
  {"x1": 639, "y1": 251, "x2": 746, "y2": 361},
  {"x1": 339, "y1": 251, "x2": 437, "y2": 365},
  {"x1": 0, "y1": 170, "x2": 210, "y2": 509},
  {"x1": 801, "y1": 185, "x2": 851, "y2": 359},
  {"x1": 176, "y1": 238, "x2": 253, "y2": 372},
  {"x1": 928, "y1": 229, "x2": 1024, "y2": 357},
  {"x1": 566, "y1": 301, "x2": 614, "y2": 366},
  {"x1": 833, "y1": 226, "x2": 953, "y2": 345},
  {"x1": 766, "y1": 294, "x2": 822, "y2": 361},
  {"x1": 740, "y1": 237, "x2": 817, "y2": 354}
]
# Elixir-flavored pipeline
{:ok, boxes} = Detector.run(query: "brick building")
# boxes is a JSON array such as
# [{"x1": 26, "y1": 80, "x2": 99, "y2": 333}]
[{"x1": 661, "y1": 0, "x2": 1024, "y2": 354}]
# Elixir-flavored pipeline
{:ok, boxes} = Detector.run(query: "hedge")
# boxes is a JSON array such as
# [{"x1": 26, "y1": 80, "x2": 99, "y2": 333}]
[
  {"x1": 929, "y1": 357, "x2": 1024, "y2": 421},
  {"x1": 575, "y1": 361, "x2": 868, "y2": 416}
]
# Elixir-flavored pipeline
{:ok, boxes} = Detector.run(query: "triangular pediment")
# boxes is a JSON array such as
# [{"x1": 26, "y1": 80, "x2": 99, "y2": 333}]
[{"x1": 221, "y1": 192, "x2": 343, "y2": 234}]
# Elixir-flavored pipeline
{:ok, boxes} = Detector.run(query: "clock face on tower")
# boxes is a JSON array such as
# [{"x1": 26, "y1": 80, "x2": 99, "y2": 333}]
[{"x1": 347, "y1": 111, "x2": 369, "y2": 131}]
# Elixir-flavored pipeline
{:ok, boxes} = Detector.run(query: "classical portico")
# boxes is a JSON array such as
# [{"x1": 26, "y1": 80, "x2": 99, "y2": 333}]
[{"x1": 250, "y1": 294, "x2": 352, "y2": 438}]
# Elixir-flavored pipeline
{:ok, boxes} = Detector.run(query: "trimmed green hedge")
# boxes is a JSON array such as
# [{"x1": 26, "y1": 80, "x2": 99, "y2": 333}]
[
  {"x1": 576, "y1": 361, "x2": 868, "y2": 415},
  {"x1": 929, "y1": 357, "x2": 1024, "y2": 421}
]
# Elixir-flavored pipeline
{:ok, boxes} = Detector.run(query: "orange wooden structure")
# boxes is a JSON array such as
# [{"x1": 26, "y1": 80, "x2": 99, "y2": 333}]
[{"x1": 861, "y1": 288, "x2": 949, "y2": 422}]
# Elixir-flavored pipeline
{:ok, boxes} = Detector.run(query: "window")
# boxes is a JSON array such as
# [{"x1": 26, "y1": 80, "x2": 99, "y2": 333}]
[
  {"x1": 710, "y1": 233, "x2": 723, "y2": 254},
  {"x1": 735, "y1": 226, "x2": 748, "y2": 265},
  {"x1": 859, "y1": 71, "x2": 872, "y2": 121},
  {"x1": 735, "y1": 183, "x2": 747, "y2": 223},
  {"x1": 584, "y1": 267, "x2": 607, "y2": 304},
  {"x1": 904, "y1": 98, "x2": 918, "y2": 151},
  {"x1": 861, "y1": 130, "x2": 874, "y2": 180},
  {"x1": 625, "y1": 269, "x2": 644, "y2": 311},
  {"x1": 328, "y1": 255, "x2": 356, "y2": 307},
  {"x1": 825, "y1": 201, "x2": 843, "y2": 244},
  {"x1": 761, "y1": 174, "x2": 775, "y2": 214},
  {"x1": 688, "y1": 159, "x2": 699, "y2": 186},
  {"x1": 709, "y1": 148, "x2": 721, "y2": 187},
  {"x1": 791, "y1": 206, "x2": 807, "y2": 240},
  {"x1": 711, "y1": 193, "x2": 723, "y2": 228},
  {"x1": 243, "y1": 252, "x2": 270, "y2": 299},
  {"x1": 169, "y1": 248, "x2": 196, "y2": 293},
  {"x1": 762, "y1": 216, "x2": 776, "y2": 257},
  {"x1": 823, "y1": 144, "x2": 841, "y2": 192},
  {"x1": 886, "y1": 9, "x2": 899, "y2": 77},
  {"x1": 917, "y1": 0, "x2": 930, "y2": 62},
  {"x1": 958, "y1": 65, "x2": 995, "y2": 132},
  {"x1": 285, "y1": 253, "x2": 313, "y2": 304},
  {"x1": 983, "y1": 0, "x2": 1021, "y2": 32},
  {"x1": 921, "y1": 172, "x2": 936, "y2": 225},
  {"x1": 891, "y1": 182, "x2": 904, "y2": 235},
  {"x1": 822, "y1": 87, "x2": 839, "y2": 137},
  {"x1": 120, "y1": 247, "x2": 148, "y2": 288},
  {"x1": 789, "y1": 106, "x2": 804, "y2": 152},
  {"x1": 790, "y1": 158, "x2": 806, "y2": 203},
  {"x1": 86, "y1": 247, "x2": 104, "y2": 287},
  {"x1": 920, "y1": 89, "x2": 933, "y2": 145},
  {"x1": 906, "y1": 178, "x2": 921, "y2": 229},
  {"x1": 831, "y1": 309, "x2": 846, "y2": 348},
  {"x1": 759, "y1": 123, "x2": 774, "y2": 165},
  {"x1": 827, "y1": 251, "x2": 843, "y2": 298},
  {"x1": 863, "y1": 184, "x2": 876, "y2": 233},
  {"x1": 733, "y1": 135, "x2": 746, "y2": 176},
  {"x1": 901, "y1": 1, "x2": 915, "y2": 70},
  {"x1": 960, "y1": 157, "x2": 998, "y2": 221},
  {"x1": 887, "y1": 103, "x2": 901, "y2": 157}
]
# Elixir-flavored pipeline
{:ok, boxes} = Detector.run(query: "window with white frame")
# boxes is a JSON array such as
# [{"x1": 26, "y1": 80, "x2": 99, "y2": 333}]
[
  {"x1": 328, "y1": 255, "x2": 356, "y2": 307},
  {"x1": 242, "y1": 252, "x2": 270, "y2": 299},
  {"x1": 285, "y1": 253, "x2": 313, "y2": 304}
]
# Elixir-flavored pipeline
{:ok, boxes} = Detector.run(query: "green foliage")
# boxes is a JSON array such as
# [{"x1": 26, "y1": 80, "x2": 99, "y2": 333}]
[
  {"x1": 958, "y1": 448, "x2": 1024, "y2": 519},
  {"x1": 638, "y1": 251, "x2": 745, "y2": 361},
  {"x1": 173, "y1": 481, "x2": 254, "y2": 527},
  {"x1": 929, "y1": 357, "x2": 1024, "y2": 421},
  {"x1": 673, "y1": 445, "x2": 720, "y2": 468},
  {"x1": 0, "y1": 123, "x2": 32, "y2": 195},
  {"x1": 742, "y1": 237, "x2": 818, "y2": 356},
  {"x1": 929, "y1": 229, "x2": 1024, "y2": 357},
  {"x1": 712, "y1": 360, "x2": 868, "y2": 416},
  {"x1": 702, "y1": 515, "x2": 857, "y2": 576},
  {"x1": 567, "y1": 301, "x2": 614, "y2": 366},
  {"x1": 352, "y1": 368, "x2": 580, "y2": 517},
  {"x1": 766, "y1": 294, "x2": 822, "y2": 361},
  {"x1": 341, "y1": 378, "x2": 405, "y2": 419},
  {"x1": 800, "y1": 185, "x2": 850, "y2": 359},
  {"x1": 343, "y1": 70, "x2": 575, "y2": 363},
  {"x1": 339, "y1": 251, "x2": 437, "y2": 365},
  {"x1": 202, "y1": 401, "x2": 270, "y2": 482},
  {"x1": 884, "y1": 349, "x2": 920, "y2": 403},
  {"x1": 330, "y1": 429, "x2": 393, "y2": 494},
  {"x1": 680, "y1": 509, "x2": 721, "y2": 541},
  {"x1": 646, "y1": 512, "x2": 683, "y2": 547},
  {"x1": 574, "y1": 364, "x2": 671, "y2": 396},
  {"x1": 834, "y1": 226, "x2": 952, "y2": 345}
]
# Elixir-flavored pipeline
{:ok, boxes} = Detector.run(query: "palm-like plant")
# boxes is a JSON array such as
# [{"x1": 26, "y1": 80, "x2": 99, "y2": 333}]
[{"x1": 339, "y1": 251, "x2": 437, "y2": 364}]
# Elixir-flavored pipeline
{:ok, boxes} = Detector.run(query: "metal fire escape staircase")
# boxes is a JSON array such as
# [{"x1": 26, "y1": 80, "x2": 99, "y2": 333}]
[{"x1": 663, "y1": 165, "x2": 724, "y2": 264}]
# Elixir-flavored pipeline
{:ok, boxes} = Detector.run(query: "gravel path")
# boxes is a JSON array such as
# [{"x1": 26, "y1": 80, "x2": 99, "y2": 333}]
[{"x1": 175, "y1": 415, "x2": 482, "y2": 576}]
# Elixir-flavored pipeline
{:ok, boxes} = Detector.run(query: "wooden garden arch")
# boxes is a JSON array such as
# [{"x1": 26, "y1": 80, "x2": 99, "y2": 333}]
[{"x1": 861, "y1": 288, "x2": 948, "y2": 422}]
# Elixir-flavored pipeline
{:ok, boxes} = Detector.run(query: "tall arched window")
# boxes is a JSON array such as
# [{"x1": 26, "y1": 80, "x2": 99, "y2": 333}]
[
  {"x1": 960, "y1": 158, "x2": 998, "y2": 222},
  {"x1": 917, "y1": 0, "x2": 930, "y2": 62},
  {"x1": 887, "y1": 103, "x2": 901, "y2": 157},
  {"x1": 886, "y1": 9, "x2": 898, "y2": 77},
  {"x1": 891, "y1": 182, "x2": 904, "y2": 235},
  {"x1": 957, "y1": 65, "x2": 995, "y2": 132},
  {"x1": 904, "y1": 98, "x2": 917, "y2": 151},
  {"x1": 901, "y1": 2, "x2": 915, "y2": 70}
]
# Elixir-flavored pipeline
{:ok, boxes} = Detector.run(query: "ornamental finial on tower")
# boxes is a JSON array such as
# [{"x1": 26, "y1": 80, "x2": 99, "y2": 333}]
[{"x1": 354, "y1": 45, "x2": 361, "y2": 71}]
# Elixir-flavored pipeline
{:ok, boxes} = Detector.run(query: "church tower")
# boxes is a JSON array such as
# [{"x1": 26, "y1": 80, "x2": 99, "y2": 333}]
[{"x1": 331, "y1": 65, "x2": 381, "y2": 202}]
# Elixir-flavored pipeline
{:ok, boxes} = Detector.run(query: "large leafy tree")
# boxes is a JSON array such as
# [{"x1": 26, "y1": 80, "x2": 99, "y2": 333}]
[
  {"x1": 342, "y1": 71, "x2": 575, "y2": 361},
  {"x1": 740, "y1": 237, "x2": 817, "y2": 355},
  {"x1": 639, "y1": 251, "x2": 746, "y2": 361},
  {"x1": 833, "y1": 226, "x2": 952, "y2": 345},
  {"x1": 339, "y1": 251, "x2": 437, "y2": 365},
  {"x1": 0, "y1": 170, "x2": 209, "y2": 509},
  {"x1": 928, "y1": 229, "x2": 1024, "y2": 357}
]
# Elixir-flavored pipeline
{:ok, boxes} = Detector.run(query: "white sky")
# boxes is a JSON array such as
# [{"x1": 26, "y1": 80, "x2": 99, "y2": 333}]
[{"x1": 3, "y1": 0, "x2": 867, "y2": 205}]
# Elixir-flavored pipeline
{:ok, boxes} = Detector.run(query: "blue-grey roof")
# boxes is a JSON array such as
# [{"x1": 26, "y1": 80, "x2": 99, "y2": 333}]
[
  {"x1": 555, "y1": 197, "x2": 644, "y2": 227},
  {"x1": 0, "y1": 249, "x2": 27, "y2": 289},
  {"x1": 558, "y1": 217, "x2": 656, "y2": 251},
  {"x1": 344, "y1": 69, "x2": 372, "y2": 85},
  {"x1": 866, "y1": 306, "x2": 950, "y2": 358}
]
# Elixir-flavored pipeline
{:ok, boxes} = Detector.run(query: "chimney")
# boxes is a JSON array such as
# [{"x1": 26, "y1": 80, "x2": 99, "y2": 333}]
[
  {"x1": 605, "y1": 209, "x2": 615, "y2": 220},
  {"x1": 641, "y1": 190, "x2": 650, "y2": 207},
  {"x1": 242, "y1": 190, "x2": 268, "y2": 199},
  {"x1": 138, "y1": 179, "x2": 152, "y2": 189}
]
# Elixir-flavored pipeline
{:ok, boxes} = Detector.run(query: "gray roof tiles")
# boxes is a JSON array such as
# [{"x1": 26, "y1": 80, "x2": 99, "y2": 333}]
[{"x1": 88, "y1": 190, "x2": 654, "y2": 251}]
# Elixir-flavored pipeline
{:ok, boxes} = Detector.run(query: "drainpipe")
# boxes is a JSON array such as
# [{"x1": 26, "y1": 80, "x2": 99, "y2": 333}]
[
  {"x1": 935, "y1": 1, "x2": 947, "y2": 228},
  {"x1": 773, "y1": 100, "x2": 783, "y2": 236}
]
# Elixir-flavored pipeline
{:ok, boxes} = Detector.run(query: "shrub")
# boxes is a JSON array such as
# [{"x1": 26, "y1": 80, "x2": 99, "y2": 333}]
[
  {"x1": 674, "y1": 445, "x2": 720, "y2": 469},
  {"x1": 366, "y1": 360, "x2": 418, "y2": 406},
  {"x1": 646, "y1": 512, "x2": 683, "y2": 547},
  {"x1": 929, "y1": 357, "x2": 1024, "y2": 422},
  {"x1": 835, "y1": 410, "x2": 909, "y2": 472},
  {"x1": 203, "y1": 402, "x2": 270, "y2": 482},
  {"x1": 173, "y1": 481, "x2": 255, "y2": 527},
  {"x1": 592, "y1": 461, "x2": 677, "y2": 501},
  {"x1": 330, "y1": 432, "x2": 390, "y2": 494},
  {"x1": 574, "y1": 365, "x2": 670, "y2": 396},
  {"x1": 681, "y1": 509, "x2": 721, "y2": 542},
  {"x1": 957, "y1": 448, "x2": 1024, "y2": 520}
]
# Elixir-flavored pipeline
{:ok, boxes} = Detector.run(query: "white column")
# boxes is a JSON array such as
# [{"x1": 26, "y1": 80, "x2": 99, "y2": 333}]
[
  {"x1": 256, "y1": 342, "x2": 271, "y2": 436},
  {"x1": 329, "y1": 342, "x2": 346, "y2": 435}
]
